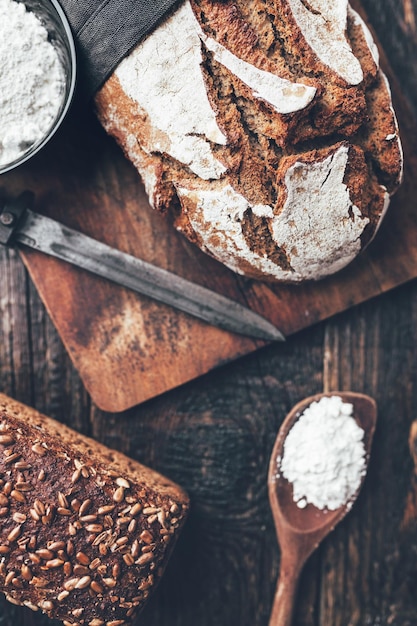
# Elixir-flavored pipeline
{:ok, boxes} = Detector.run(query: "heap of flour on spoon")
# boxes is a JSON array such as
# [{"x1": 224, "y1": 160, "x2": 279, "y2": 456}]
[{"x1": 279, "y1": 395, "x2": 367, "y2": 510}]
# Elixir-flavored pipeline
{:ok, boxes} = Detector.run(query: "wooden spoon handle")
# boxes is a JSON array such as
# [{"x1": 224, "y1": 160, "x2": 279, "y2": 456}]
[{"x1": 268, "y1": 563, "x2": 300, "y2": 626}]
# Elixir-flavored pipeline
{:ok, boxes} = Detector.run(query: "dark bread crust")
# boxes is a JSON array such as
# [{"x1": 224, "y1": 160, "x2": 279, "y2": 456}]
[
  {"x1": 0, "y1": 394, "x2": 189, "y2": 625},
  {"x1": 193, "y1": 0, "x2": 369, "y2": 142},
  {"x1": 95, "y1": 0, "x2": 403, "y2": 283}
]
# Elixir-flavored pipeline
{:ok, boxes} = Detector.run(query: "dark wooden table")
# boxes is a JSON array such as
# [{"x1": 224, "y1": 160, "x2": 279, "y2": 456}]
[{"x1": 1, "y1": 1, "x2": 417, "y2": 624}]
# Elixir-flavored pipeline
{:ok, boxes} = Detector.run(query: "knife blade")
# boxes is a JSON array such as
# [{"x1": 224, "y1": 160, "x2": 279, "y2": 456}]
[{"x1": 0, "y1": 192, "x2": 285, "y2": 342}]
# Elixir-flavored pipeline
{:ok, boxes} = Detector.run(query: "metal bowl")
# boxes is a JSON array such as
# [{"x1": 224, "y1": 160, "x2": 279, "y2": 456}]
[{"x1": 0, "y1": 0, "x2": 76, "y2": 175}]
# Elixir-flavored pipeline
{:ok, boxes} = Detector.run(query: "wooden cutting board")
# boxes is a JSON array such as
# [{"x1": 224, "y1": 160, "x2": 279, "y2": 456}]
[{"x1": 2, "y1": 6, "x2": 417, "y2": 413}]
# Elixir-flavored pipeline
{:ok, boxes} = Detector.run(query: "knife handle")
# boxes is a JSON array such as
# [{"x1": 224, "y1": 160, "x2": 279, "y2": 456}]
[{"x1": 0, "y1": 191, "x2": 34, "y2": 246}]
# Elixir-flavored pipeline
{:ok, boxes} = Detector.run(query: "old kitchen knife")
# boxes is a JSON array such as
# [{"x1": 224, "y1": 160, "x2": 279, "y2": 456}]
[{"x1": 0, "y1": 192, "x2": 285, "y2": 342}]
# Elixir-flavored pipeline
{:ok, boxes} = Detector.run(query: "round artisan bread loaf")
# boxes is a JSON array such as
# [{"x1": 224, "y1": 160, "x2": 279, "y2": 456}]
[
  {"x1": 0, "y1": 394, "x2": 189, "y2": 625},
  {"x1": 95, "y1": 0, "x2": 403, "y2": 283}
]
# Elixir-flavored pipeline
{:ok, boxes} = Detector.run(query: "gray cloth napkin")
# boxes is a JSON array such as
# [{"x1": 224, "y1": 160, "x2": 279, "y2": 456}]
[{"x1": 60, "y1": 0, "x2": 181, "y2": 98}]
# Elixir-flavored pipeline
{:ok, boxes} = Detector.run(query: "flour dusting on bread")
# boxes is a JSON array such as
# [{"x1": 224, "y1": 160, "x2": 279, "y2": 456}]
[
  {"x1": 284, "y1": 0, "x2": 364, "y2": 84},
  {"x1": 95, "y1": 0, "x2": 403, "y2": 283}
]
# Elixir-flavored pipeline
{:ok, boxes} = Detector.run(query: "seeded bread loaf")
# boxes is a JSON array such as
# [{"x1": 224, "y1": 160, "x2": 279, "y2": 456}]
[
  {"x1": 0, "y1": 394, "x2": 189, "y2": 625},
  {"x1": 95, "y1": 0, "x2": 403, "y2": 283}
]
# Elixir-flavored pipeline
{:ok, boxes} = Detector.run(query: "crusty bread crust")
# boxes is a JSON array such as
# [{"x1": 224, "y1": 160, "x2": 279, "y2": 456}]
[
  {"x1": 95, "y1": 0, "x2": 403, "y2": 283},
  {"x1": 0, "y1": 394, "x2": 189, "y2": 625}
]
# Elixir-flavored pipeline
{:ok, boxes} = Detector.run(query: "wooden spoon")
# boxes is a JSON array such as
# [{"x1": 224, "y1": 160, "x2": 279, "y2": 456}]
[{"x1": 268, "y1": 391, "x2": 377, "y2": 626}]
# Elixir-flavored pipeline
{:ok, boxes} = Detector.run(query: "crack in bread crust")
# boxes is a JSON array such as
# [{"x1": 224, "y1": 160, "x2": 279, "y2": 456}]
[{"x1": 95, "y1": 0, "x2": 403, "y2": 283}]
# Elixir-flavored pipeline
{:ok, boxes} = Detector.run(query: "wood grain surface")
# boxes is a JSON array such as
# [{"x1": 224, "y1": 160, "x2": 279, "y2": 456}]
[
  {"x1": 1, "y1": 2, "x2": 417, "y2": 412},
  {"x1": 1, "y1": 0, "x2": 417, "y2": 625}
]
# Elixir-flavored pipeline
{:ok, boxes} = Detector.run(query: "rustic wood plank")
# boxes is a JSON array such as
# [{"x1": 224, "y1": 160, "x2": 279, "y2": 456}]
[
  {"x1": 0, "y1": 246, "x2": 32, "y2": 404},
  {"x1": 1, "y1": 1, "x2": 417, "y2": 625},
  {"x1": 2, "y1": 253, "x2": 417, "y2": 626},
  {"x1": 117, "y1": 324, "x2": 326, "y2": 626},
  {"x1": 308, "y1": 288, "x2": 417, "y2": 626}
]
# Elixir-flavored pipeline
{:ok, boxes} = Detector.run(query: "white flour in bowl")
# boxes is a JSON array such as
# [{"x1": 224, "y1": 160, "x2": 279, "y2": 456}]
[
  {"x1": 0, "y1": 0, "x2": 66, "y2": 168},
  {"x1": 280, "y1": 395, "x2": 367, "y2": 510}
]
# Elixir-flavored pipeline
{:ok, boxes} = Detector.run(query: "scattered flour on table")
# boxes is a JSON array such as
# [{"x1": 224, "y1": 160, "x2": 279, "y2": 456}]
[
  {"x1": 0, "y1": 0, "x2": 66, "y2": 168},
  {"x1": 279, "y1": 396, "x2": 367, "y2": 510}
]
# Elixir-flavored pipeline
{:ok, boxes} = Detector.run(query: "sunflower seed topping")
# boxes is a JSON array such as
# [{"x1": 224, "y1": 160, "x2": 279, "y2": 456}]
[{"x1": 0, "y1": 402, "x2": 188, "y2": 624}]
